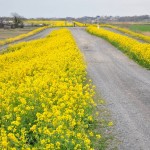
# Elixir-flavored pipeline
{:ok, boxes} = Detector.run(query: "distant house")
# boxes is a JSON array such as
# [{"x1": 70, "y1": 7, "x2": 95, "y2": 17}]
[
  {"x1": 3, "y1": 20, "x2": 14, "y2": 29},
  {"x1": 3, "y1": 20, "x2": 13, "y2": 24},
  {"x1": 4, "y1": 24, "x2": 12, "y2": 29},
  {"x1": 2, "y1": 20, "x2": 24, "y2": 29},
  {"x1": 0, "y1": 19, "x2": 5, "y2": 28},
  {"x1": 0, "y1": 23, "x2": 4, "y2": 28}
]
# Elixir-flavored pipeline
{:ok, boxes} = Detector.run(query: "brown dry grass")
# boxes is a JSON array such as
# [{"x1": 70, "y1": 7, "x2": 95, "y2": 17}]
[
  {"x1": 0, "y1": 27, "x2": 38, "y2": 40},
  {"x1": 142, "y1": 32, "x2": 150, "y2": 36}
]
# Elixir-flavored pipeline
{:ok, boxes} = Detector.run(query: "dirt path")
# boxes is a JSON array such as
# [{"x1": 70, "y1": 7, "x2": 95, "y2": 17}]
[
  {"x1": 0, "y1": 28, "x2": 55, "y2": 53},
  {"x1": 69, "y1": 28, "x2": 150, "y2": 150}
]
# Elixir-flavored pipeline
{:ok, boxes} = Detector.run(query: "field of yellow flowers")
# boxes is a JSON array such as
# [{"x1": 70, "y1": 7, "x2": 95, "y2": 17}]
[
  {"x1": 0, "y1": 26, "x2": 49, "y2": 46},
  {"x1": 100, "y1": 24, "x2": 150, "y2": 43},
  {"x1": 26, "y1": 20, "x2": 73, "y2": 27},
  {"x1": 87, "y1": 27, "x2": 150, "y2": 69},
  {"x1": 0, "y1": 28, "x2": 102, "y2": 149},
  {"x1": 74, "y1": 22, "x2": 87, "y2": 27}
]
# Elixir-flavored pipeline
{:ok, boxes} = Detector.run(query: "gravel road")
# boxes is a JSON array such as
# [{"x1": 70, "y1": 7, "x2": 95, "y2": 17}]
[
  {"x1": 69, "y1": 28, "x2": 150, "y2": 150},
  {"x1": 0, "y1": 28, "x2": 55, "y2": 53}
]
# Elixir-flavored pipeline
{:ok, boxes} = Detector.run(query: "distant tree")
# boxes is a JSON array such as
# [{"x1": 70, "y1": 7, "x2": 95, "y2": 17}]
[
  {"x1": 11, "y1": 13, "x2": 24, "y2": 28},
  {"x1": 0, "y1": 17, "x2": 4, "y2": 28}
]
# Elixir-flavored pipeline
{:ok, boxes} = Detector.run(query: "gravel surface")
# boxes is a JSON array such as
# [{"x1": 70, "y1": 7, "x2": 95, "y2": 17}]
[
  {"x1": 69, "y1": 27, "x2": 150, "y2": 150},
  {"x1": 0, "y1": 28, "x2": 55, "y2": 53}
]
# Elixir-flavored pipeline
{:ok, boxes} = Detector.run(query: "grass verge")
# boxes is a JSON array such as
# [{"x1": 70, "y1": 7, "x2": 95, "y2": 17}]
[{"x1": 129, "y1": 24, "x2": 150, "y2": 32}]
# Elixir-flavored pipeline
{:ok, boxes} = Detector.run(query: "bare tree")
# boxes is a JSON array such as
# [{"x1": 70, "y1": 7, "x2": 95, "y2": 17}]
[
  {"x1": 11, "y1": 13, "x2": 24, "y2": 28},
  {"x1": 0, "y1": 17, "x2": 4, "y2": 28}
]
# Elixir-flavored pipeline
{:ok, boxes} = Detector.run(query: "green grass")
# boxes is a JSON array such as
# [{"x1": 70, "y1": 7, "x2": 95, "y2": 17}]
[{"x1": 129, "y1": 24, "x2": 150, "y2": 32}]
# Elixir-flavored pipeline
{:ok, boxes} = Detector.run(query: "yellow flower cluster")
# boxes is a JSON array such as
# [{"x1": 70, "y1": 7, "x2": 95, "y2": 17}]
[
  {"x1": 0, "y1": 28, "x2": 100, "y2": 149},
  {"x1": 0, "y1": 26, "x2": 49, "y2": 46},
  {"x1": 87, "y1": 27, "x2": 150, "y2": 69},
  {"x1": 74, "y1": 22, "x2": 87, "y2": 27},
  {"x1": 26, "y1": 20, "x2": 73, "y2": 27},
  {"x1": 100, "y1": 24, "x2": 150, "y2": 43}
]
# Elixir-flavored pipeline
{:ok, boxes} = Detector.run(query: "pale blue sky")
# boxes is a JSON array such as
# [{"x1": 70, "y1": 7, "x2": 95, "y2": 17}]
[{"x1": 0, "y1": 0, "x2": 149, "y2": 18}]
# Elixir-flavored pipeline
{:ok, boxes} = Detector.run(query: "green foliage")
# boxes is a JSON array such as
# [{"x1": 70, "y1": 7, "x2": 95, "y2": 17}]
[{"x1": 129, "y1": 24, "x2": 150, "y2": 32}]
